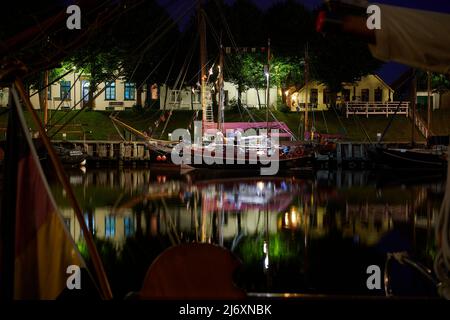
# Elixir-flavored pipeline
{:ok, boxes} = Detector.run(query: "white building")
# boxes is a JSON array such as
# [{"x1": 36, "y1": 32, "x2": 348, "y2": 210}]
[
  {"x1": 416, "y1": 91, "x2": 440, "y2": 110},
  {"x1": 0, "y1": 70, "x2": 145, "y2": 111},
  {"x1": 0, "y1": 69, "x2": 279, "y2": 111},
  {"x1": 159, "y1": 82, "x2": 278, "y2": 110}
]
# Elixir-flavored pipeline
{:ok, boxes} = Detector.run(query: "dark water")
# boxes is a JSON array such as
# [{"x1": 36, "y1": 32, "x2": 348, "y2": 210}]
[{"x1": 50, "y1": 168, "x2": 445, "y2": 298}]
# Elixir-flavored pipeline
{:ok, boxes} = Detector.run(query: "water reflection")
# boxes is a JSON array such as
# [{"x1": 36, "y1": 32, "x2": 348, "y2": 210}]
[{"x1": 50, "y1": 169, "x2": 445, "y2": 297}]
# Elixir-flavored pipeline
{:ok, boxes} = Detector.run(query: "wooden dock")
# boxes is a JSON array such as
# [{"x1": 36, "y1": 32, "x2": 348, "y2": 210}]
[
  {"x1": 53, "y1": 140, "x2": 153, "y2": 166},
  {"x1": 52, "y1": 140, "x2": 427, "y2": 169}
]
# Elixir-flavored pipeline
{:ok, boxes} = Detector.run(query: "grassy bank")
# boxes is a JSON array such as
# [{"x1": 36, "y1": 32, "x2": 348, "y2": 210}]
[{"x1": 0, "y1": 107, "x2": 432, "y2": 142}]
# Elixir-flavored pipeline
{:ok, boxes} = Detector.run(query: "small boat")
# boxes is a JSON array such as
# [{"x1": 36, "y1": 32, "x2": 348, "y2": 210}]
[
  {"x1": 368, "y1": 145, "x2": 447, "y2": 169},
  {"x1": 37, "y1": 142, "x2": 88, "y2": 167},
  {"x1": 0, "y1": 140, "x2": 88, "y2": 167},
  {"x1": 52, "y1": 144, "x2": 88, "y2": 166}
]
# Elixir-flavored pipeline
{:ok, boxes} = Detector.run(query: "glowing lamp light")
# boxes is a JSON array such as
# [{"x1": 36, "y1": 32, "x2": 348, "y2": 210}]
[
  {"x1": 291, "y1": 211, "x2": 297, "y2": 226},
  {"x1": 284, "y1": 212, "x2": 289, "y2": 227}
]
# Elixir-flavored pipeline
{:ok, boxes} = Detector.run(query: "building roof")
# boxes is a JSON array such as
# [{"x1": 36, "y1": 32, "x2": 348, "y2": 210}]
[{"x1": 296, "y1": 74, "x2": 394, "y2": 92}]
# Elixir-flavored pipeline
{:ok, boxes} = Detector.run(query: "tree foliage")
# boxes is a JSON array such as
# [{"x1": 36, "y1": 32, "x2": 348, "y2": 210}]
[{"x1": 417, "y1": 71, "x2": 450, "y2": 93}]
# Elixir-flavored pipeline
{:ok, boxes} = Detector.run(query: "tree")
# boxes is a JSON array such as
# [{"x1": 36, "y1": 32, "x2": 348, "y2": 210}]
[
  {"x1": 113, "y1": 0, "x2": 180, "y2": 107},
  {"x1": 221, "y1": 0, "x2": 264, "y2": 109},
  {"x1": 271, "y1": 55, "x2": 304, "y2": 104},
  {"x1": 263, "y1": 1, "x2": 381, "y2": 106},
  {"x1": 65, "y1": 0, "x2": 180, "y2": 109},
  {"x1": 69, "y1": 44, "x2": 123, "y2": 109},
  {"x1": 310, "y1": 32, "x2": 382, "y2": 104},
  {"x1": 263, "y1": 0, "x2": 315, "y2": 56},
  {"x1": 417, "y1": 71, "x2": 450, "y2": 93}
]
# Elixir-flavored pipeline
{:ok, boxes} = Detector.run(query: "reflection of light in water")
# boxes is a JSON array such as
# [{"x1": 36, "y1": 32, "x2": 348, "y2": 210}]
[
  {"x1": 69, "y1": 175, "x2": 83, "y2": 185},
  {"x1": 291, "y1": 210, "x2": 298, "y2": 227},
  {"x1": 257, "y1": 181, "x2": 265, "y2": 192},
  {"x1": 157, "y1": 176, "x2": 167, "y2": 183},
  {"x1": 282, "y1": 207, "x2": 301, "y2": 229},
  {"x1": 263, "y1": 241, "x2": 269, "y2": 270}
]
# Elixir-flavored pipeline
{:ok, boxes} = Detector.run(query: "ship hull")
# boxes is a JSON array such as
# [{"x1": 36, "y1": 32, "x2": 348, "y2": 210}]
[{"x1": 369, "y1": 146, "x2": 447, "y2": 169}]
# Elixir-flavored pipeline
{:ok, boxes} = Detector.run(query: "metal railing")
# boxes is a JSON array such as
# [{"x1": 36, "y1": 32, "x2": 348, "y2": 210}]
[{"x1": 345, "y1": 101, "x2": 410, "y2": 118}]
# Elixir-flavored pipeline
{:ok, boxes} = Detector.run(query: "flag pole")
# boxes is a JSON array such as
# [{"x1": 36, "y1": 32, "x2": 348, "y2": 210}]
[{"x1": 13, "y1": 79, "x2": 113, "y2": 300}]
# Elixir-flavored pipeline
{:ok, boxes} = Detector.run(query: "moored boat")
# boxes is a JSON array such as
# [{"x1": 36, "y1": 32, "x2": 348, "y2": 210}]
[{"x1": 368, "y1": 145, "x2": 447, "y2": 169}]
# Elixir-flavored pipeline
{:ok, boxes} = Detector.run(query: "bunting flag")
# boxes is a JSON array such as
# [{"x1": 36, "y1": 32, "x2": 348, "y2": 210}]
[
  {"x1": 1, "y1": 87, "x2": 87, "y2": 299},
  {"x1": 224, "y1": 47, "x2": 267, "y2": 54}
]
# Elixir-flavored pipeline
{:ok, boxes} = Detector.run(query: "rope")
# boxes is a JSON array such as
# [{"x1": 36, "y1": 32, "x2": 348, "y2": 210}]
[
  {"x1": 321, "y1": 109, "x2": 329, "y2": 133},
  {"x1": 46, "y1": 69, "x2": 84, "y2": 125}
]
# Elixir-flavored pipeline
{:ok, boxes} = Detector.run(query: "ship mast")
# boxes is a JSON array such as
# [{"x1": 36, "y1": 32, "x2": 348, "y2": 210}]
[
  {"x1": 265, "y1": 38, "x2": 271, "y2": 135},
  {"x1": 218, "y1": 39, "x2": 225, "y2": 132},
  {"x1": 304, "y1": 44, "x2": 309, "y2": 141},
  {"x1": 198, "y1": 0, "x2": 208, "y2": 125}
]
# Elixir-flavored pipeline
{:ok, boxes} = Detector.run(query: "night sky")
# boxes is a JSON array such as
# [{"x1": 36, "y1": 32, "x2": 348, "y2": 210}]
[
  {"x1": 159, "y1": 0, "x2": 450, "y2": 84},
  {"x1": 253, "y1": 0, "x2": 450, "y2": 83},
  {"x1": 251, "y1": 0, "x2": 450, "y2": 13}
]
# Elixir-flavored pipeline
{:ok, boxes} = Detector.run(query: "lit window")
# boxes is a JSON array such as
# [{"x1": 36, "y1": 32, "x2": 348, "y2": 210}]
[
  {"x1": 105, "y1": 81, "x2": 116, "y2": 100},
  {"x1": 124, "y1": 217, "x2": 134, "y2": 237},
  {"x1": 124, "y1": 82, "x2": 135, "y2": 100},
  {"x1": 105, "y1": 216, "x2": 116, "y2": 238},
  {"x1": 83, "y1": 213, "x2": 95, "y2": 235},
  {"x1": 60, "y1": 81, "x2": 71, "y2": 100},
  {"x1": 170, "y1": 90, "x2": 181, "y2": 103}
]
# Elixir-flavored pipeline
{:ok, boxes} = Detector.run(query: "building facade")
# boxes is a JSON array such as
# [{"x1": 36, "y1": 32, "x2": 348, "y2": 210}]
[
  {"x1": 27, "y1": 71, "x2": 143, "y2": 111},
  {"x1": 288, "y1": 74, "x2": 395, "y2": 111},
  {"x1": 159, "y1": 82, "x2": 278, "y2": 110},
  {"x1": 0, "y1": 70, "x2": 145, "y2": 110}
]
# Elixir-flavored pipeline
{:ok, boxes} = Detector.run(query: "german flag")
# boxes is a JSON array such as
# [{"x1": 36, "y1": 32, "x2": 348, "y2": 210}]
[{"x1": 0, "y1": 88, "x2": 87, "y2": 299}]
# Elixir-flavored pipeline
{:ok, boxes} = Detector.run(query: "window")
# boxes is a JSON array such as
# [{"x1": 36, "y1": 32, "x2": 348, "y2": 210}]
[
  {"x1": 310, "y1": 89, "x2": 318, "y2": 106},
  {"x1": 124, "y1": 82, "x2": 135, "y2": 100},
  {"x1": 63, "y1": 218, "x2": 71, "y2": 230},
  {"x1": 323, "y1": 89, "x2": 330, "y2": 104},
  {"x1": 151, "y1": 84, "x2": 158, "y2": 100},
  {"x1": 361, "y1": 89, "x2": 370, "y2": 102},
  {"x1": 124, "y1": 217, "x2": 134, "y2": 237},
  {"x1": 60, "y1": 81, "x2": 71, "y2": 100},
  {"x1": 83, "y1": 213, "x2": 95, "y2": 235},
  {"x1": 342, "y1": 89, "x2": 351, "y2": 102},
  {"x1": 192, "y1": 90, "x2": 201, "y2": 103},
  {"x1": 105, "y1": 216, "x2": 116, "y2": 238},
  {"x1": 47, "y1": 86, "x2": 52, "y2": 100},
  {"x1": 224, "y1": 90, "x2": 229, "y2": 106},
  {"x1": 170, "y1": 90, "x2": 181, "y2": 103},
  {"x1": 105, "y1": 81, "x2": 116, "y2": 100},
  {"x1": 374, "y1": 88, "x2": 383, "y2": 102}
]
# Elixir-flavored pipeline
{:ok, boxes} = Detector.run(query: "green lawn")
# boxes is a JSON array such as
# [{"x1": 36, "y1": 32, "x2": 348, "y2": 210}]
[
  {"x1": 0, "y1": 107, "x2": 434, "y2": 142},
  {"x1": 419, "y1": 108, "x2": 450, "y2": 136}
]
